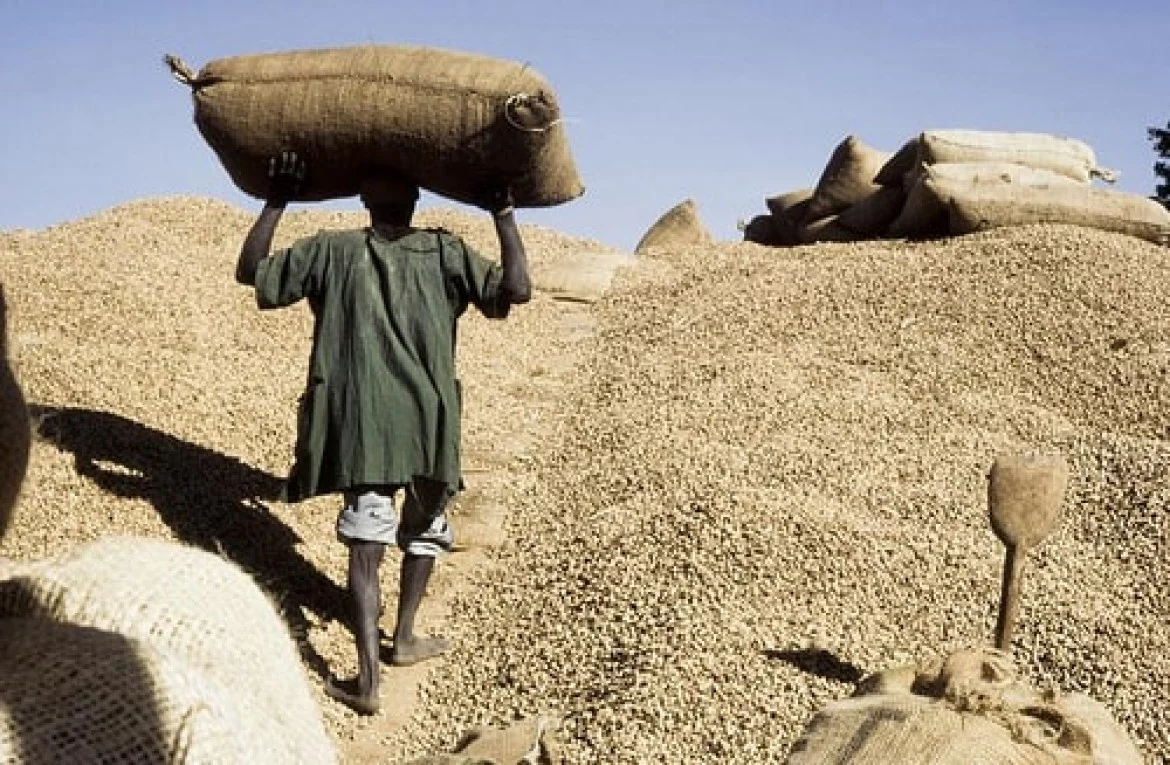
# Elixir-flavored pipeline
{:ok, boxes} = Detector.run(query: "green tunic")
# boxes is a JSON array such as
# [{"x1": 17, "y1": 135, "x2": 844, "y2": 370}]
[{"x1": 255, "y1": 227, "x2": 508, "y2": 502}]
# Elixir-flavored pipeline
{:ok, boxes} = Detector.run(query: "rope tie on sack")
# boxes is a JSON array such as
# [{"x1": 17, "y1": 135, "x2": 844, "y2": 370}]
[
  {"x1": 503, "y1": 93, "x2": 564, "y2": 133},
  {"x1": 164, "y1": 54, "x2": 197, "y2": 87}
]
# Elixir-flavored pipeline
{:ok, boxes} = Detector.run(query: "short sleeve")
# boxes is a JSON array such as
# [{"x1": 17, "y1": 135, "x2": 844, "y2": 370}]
[
  {"x1": 439, "y1": 232, "x2": 510, "y2": 320},
  {"x1": 254, "y1": 233, "x2": 330, "y2": 309}
]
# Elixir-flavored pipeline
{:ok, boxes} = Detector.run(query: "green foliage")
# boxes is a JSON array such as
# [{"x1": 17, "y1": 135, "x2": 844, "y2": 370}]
[{"x1": 1150, "y1": 122, "x2": 1170, "y2": 208}]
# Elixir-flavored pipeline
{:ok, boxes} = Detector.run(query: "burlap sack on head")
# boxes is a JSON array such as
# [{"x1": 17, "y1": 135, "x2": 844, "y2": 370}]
[
  {"x1": 915, "y1": 130, "x2": 1113, "y2": 184},
  {"x1": 166, "y1": 45, "x2": 585, "y2": 208},
  {"x1": 0, "y1": 536, "x2": 337, "y2": 764},
  {"x1": 886, "y1": 162, "x2": 1081, "y2": 239},
  {"x1": 635, "y1": 199, "x2": 713, "y2": 254},
  {"x1": 805, "y1": 136, "x2": 892, "y2": 221},
  {"x1": 786, "y1": 648, "x2": 1143, "y2": 764},
  {"x1": 0, "y1": 285, "x2": 30, "y2": 538}
]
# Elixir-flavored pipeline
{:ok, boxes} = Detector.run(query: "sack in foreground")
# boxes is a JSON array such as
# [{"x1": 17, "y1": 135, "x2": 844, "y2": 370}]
[{"x1": 167, "y1": 45, "x2": 585, "y2": 208}]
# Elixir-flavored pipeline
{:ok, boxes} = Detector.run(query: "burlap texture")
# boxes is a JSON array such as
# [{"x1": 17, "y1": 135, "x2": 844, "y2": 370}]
[
  {"x1": 635, "y1": 199, "x2": 712, "y2": 254},
  {"x1": 806, "y1": 136, "x2": 891, "y2": 221},
  {"x1": 169, "y1": 45, "x2": 585, "y2": 208},
  {"x1": 406, "y1": 716, "x2": 562, "y2": 765},
  {"x1": 0, "y1": 286, "x2": 29, "y2": 538},
  {"x1": 765, "y1": 187, "x2": 814, "y2": 224},
  {"x1": 836, "y1": 185, "x2": 907, "y2": 236},
  {"x1": 799, "y1": 214, "x2": 858, "y2": 244},
  {"x1": 874, "y1": 137, "x2": 921, "y2": 187},
  {"x1": 742, "y1": 214, "x2": 788, "y2": 246},
  {"x1": 0, "y1": 536, "x2": 336, "y2": 764},
  {"x1": 787, "y1": 649, "x2": 1142, "y2": 764},
  {"x1": 888, "y1": 163, "x2": 1082, "y2": 239},
  {"x1": 946, "y1": 180, "x2": 1170, "y2": 244},
  {"x1": 916, "y1": 130, "x2": 1109, "y2": 184},
  {"x1": 0, "y1": 617, "x2": 250, "y2": 764}
]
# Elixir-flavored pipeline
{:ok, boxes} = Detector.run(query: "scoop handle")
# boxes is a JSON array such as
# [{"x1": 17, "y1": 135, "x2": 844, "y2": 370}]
[{"x1": 995, "y1": 543, "x2": 1028, "y2": 651}]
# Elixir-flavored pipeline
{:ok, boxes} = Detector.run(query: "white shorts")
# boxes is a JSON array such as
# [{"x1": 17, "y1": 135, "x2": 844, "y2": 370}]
[{"x1": 336, "y1": 479, "x2": 454, "y2": 557}]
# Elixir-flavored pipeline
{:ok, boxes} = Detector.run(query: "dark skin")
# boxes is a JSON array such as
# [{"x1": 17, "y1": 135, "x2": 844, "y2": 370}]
[{"x1": 236, "y1": 152, "x2": 531, "y2": 714}]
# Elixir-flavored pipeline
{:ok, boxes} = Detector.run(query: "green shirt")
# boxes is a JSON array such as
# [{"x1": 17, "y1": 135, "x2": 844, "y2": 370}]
[{"x1": 255, "y1": 227, "x2": 509, "y2": 502}]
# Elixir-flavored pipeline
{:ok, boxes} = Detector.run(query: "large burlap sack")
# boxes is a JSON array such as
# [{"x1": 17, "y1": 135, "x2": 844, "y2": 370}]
[
  {"x1": 635, "y1": 199, "x2": 712, "y2": 254},
  {"x1": 836, "y1": 185, "x2": 907, "y2": 237},
  {"x1": 913, "y1": 130, "x2": 1113, "y2": 184},
  {"x1": 946, "y1": 181, "x2": 1170, "y2": 243},
  {"x1": 166, "y1": 45, "x2": 585, "y2": 208},
  {"x1": 0, "y1": 536, "x2": 337, "y2": 764},
  {"x1": 787, "y1": 649, "x2": 1143, "y2": 764},
  {"x1": 0, "y1": 285, "x2": 29, "y2": 537},
  {"x1": 806, "y1": 136, "x2": 891, "y2": 221},
  {"x1": 887, "y1": 163, "x2": 1081, "y2": 239},
  {"x1": 0, "y1": 617, "x2": 259, "y2": 764}
]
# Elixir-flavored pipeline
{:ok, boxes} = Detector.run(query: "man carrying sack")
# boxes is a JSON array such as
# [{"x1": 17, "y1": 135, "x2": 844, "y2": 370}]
[{"x1": 235, "y1": 151, "x2": 532, "y2": 715}]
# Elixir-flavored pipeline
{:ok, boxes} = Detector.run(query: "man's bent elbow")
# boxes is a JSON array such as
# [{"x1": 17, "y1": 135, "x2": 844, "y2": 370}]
[{"x1": 503, "y1": 281, "x2": 533, "y2": 305}]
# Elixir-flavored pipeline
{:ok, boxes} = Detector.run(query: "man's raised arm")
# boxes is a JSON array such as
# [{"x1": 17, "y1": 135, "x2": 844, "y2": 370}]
[
  {"x1": 235, "y1": 152, "x2": 306, "y2": 286},
  {"x1": 485, "y1": 189, "x2": 532, "y2": 304}
]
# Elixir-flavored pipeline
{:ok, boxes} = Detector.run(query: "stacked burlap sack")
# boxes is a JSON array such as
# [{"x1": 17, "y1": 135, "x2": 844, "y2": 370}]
[
  {"x1": 787, "y1": 648, "x2": 1143, "y2": 764},
  {"x1": 744, "y1": 130, "x2": 1170, "y2": 246},
  {"x1": 167, "y1": 45, "x2": 584, "y2": 208}
]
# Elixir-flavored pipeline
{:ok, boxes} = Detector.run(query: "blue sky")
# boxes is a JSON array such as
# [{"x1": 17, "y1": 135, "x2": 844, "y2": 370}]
[{"x1": 0, "y1": 1, "x2": 1165, "y2": 251}]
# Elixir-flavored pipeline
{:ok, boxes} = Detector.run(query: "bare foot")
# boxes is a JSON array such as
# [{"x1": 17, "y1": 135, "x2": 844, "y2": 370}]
[
  {"x1": 324, "y1": 676, "x2": 381, "y2": 716},
  {"x1": 391, "y1": 635, "x2": 451, "y2": 666}
]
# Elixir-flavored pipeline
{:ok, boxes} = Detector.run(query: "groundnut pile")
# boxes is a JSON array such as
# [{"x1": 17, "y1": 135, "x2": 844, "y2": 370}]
[
  {"x1": 0, "y1": 197, "x2": 620, "y2": 757},
  {"x1": 388, "y1": 225, "x2": 1169, "y2": 762},
  {"x1": 1, "y1": 199, "x2": 1166, "y2": 763}
]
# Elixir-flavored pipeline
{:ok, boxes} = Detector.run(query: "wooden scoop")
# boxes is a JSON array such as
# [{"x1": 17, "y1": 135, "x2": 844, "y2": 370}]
[{"x1": 988, "y1": 452, "x2": 1069, "y2": 652}]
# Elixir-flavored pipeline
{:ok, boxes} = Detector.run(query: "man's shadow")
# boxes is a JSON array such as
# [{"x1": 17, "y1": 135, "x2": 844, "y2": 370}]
[{"x1": 30, "y1": 404, "x2": 346, "y2": 681}]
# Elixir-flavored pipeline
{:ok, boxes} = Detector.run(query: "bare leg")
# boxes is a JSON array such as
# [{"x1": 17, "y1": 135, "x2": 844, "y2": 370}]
[
  {"x1": 326, "y1": 541, "x2": 384, "y2": 714},
  {"x1": 391, "y1": 553, "x2": 450, "y2": 666}
]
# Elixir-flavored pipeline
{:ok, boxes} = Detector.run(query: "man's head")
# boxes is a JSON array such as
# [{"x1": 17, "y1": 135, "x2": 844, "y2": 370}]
[{"x1": 359, "y1": 173, "x2": 420, "y2": 225}]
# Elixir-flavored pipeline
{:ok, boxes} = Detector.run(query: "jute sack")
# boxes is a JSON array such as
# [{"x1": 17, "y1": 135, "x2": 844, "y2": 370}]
[
  {"x1": 836, "y1": 185, "x2": 907, "y2": 237},
  {"x1": 0, "y1": 617, "x2": 254, "y2": 764},
  {"x1": 406, "y1": 716, "x2": 563, "y2": 765},
  {"x1": 806, "y1": 136, "x2": 891, "y2": 221},
  {"x1": 915, "y1": 130, "x2": 1113, "y2": 184},
  {"x1": 787, "y1": 649, "x2": 1143, "y2": 764},
  {"x1": 765, "y1": 187, "x2": 814, "y2": 225},
  {"x1": 0, "y1": 536, "x2": 337, "y2": 764},
  {"x1": 635, "y1": 199, "x2": 712, "y2": 254},
  {"x1": 946, "y1": 179, "x2": 1170, "y2": 244},
  {"x1": 887, "y1": 163, "x2": 1081, "y2": 239},
  {"x1": 166, "y1": 45, "x2": 585, "y2": 208},
  {"x1": 0, "y1": 286, "x2": 29, "y2": 537},
  {"x1": 874, "y1": 138, "x2": 920, "y2": 187},
  {"x1": 800, "y1": 214, "x2": 859, "y2": 244},
  {"x1": 742, "y1": 214, "x2": 791, "y2": 247}
]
